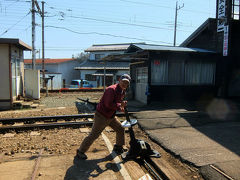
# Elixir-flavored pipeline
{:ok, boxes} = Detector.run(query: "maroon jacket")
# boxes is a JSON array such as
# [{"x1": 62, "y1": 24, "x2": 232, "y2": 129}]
[{"x1": 96, "y1": 84, "x2": 125, "y2": 118}]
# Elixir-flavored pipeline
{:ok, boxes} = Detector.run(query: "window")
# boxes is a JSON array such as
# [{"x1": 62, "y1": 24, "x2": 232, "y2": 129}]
[
  {"x1": 151, "y1": 59, "x2": 215, "y2": 85},
  {"x1": 16, "y1": 59, "x2": 21, "y2": 76},
  {"x1": 85, "y1": 74, "x2": 96, "y2": 81},
  {"x1": 151, "y1": 60, "x2": 167, "y2": 84},
  {"x1": 71, "y1": 81, "x2": 79, "y2": 85},
  {"x1": 168, "y1": 60, "x2": 184, "y2": 84},
  {"x1": 137, "y1": 67, "x2": 148, "y2": 83},
  {"x1": 232, "y1": 0, "x2": 240, "y2": 20},
  {"x1": 185, "y1": 61, "x2": 215, "y2": 84},
  {"x1": 95, "y1": 54, "x2": 104, "y2": 60}
]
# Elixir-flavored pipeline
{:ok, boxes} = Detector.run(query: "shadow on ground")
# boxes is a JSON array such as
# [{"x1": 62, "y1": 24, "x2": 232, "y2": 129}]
[
  {"x1": 132, "y1": 98, "x2": 240, "y2": 157},
  {"x1": 177, "y1": 109, "x2": 240, "y2": 157},
  {"x1": 64, "y1": 153, "x2": 120, "y2": 180}
]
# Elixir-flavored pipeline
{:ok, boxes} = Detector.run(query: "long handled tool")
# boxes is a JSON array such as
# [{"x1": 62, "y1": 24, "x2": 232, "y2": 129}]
[{"x1": 121, "y1": 107, "x2": 160, "y2": 160}]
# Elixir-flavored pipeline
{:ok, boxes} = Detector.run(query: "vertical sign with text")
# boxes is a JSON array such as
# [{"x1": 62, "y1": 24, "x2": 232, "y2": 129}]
[
  {"x1": 223, "y1": 25, "x2": 229, "y2": 56},
  {"x1": 217, "y1": 0, "x2": 226, "y2": 32}
]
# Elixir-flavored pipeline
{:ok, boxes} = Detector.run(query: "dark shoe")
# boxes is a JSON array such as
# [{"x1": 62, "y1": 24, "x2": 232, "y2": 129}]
[
  {"x1": 113, "y1": 145, "x2": 127, "y2": 154},
  {"x1": 76, "y1": 149, "x2": 87, "y2": 160}
]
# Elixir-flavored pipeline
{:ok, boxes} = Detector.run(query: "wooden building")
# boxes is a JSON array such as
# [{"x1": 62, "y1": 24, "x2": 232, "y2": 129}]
[
  {"x1": 181, "y1": 14, "x2": 240, "y2": 97},
  {"x1": 0, "y1": 38, "x2": 31, "y2": 110},
  {"x1": 125, "y1": 44, "x2": 220, "y2": 104}
]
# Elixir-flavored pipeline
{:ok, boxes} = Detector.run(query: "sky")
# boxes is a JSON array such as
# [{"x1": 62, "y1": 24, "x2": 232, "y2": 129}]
[{"x1": 0, "y1": 0, "x2": 217, "y2": 59}]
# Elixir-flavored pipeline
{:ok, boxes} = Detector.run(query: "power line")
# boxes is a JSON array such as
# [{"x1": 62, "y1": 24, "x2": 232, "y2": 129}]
[
  {"x1": 4, "y1": 0, "x2": 29, "y2": 9},
  {"x1": 0, "y1": 10, "x2": 31, "y2": 36},
  {"x1": 49, "y1": 13, "x2": 190, "y2": 32},
  {"x1": 45, "y1": 25, "x2": 172, "y2": 45},
  {"x1": 43, "y1": 4, "x2": 194, "y2": 31},
  {"x1": 119, "y1": 0, "x2": 212, "y2": 15},
  {"x1": 42, "y1": 2, "x2": 204, "y2": 31},
  {"x1": 70, "y1": 15, "x2": 193, "y2": 31},
  {"x1": 69, "y1": 15, "x2": 175, "y2": 31}
]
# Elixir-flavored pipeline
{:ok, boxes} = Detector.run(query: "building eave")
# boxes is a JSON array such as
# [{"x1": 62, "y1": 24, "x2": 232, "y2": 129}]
[{"x1": 0, "y1": 38, "x2": 32, "y2": 50}]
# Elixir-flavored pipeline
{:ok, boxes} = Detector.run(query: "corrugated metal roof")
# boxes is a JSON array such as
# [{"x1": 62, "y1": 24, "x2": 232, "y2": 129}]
[
  {"x1": 128, "y1": 44, "x2": 216, "y2": 53},
  {"x1": 74, "y1": 60, "x2": 129, "y2": 70},
  {"x1": 85, "y1": 43, "x2": 131, "y2": 52},
  {"x1": 24, "y1": 58, "x2": 75, "y2": 64}
]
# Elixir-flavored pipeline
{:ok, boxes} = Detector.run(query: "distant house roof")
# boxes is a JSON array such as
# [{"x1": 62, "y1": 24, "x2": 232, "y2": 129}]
[
  {"x1": 74, "y1": 60, "x2": 129, "y2": 70},
  {"x1": 126, "y1": 43, "x2": 216, "y2": 53},
  {"x1": 24, "y1": 58, "x2": 76, "y2": 64},
  {"x1": 85, "y1": 43, "x2": 145, "y2": 52},
  {"x1": 0, "y1": 38, "x2": 31, "y2": 50},
  {"x1": 102, "y1": 43, "x2": 216, "y2": 61}
]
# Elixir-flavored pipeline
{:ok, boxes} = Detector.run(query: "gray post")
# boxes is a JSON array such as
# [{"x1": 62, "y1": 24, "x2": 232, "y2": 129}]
[
  {"x1": 173, "y1": 1, "x2": 178, "y2": 46},
  {"x1": 31, "y1": 0, "x2": 36, "y2": 69},
  {"x1": 42, "y1": 1, "x2": 45, "y2": 88},
  {"x1": 173, "y1": 1, "x2": 184, "y2": 46}
]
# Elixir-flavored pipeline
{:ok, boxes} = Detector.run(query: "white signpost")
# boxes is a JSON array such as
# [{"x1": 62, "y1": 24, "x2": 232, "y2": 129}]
[
  {"x1": 223, "y1": 25, "x2": 229, "y2": 56},
  {"x1": 217, "y1": 0, "x2": 226, "y2": 32}
]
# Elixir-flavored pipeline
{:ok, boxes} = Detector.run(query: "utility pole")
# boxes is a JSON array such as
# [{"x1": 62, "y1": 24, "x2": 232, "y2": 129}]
[
  {"x1": 173, "y1": 1, "x2": 184, "y2": 46},
  {"x1": 41, "y1": 1, "x2": 45, "y2": 88},
  {"x1": 31, "y1": 0, "x2": 36, "y2": 69},
  {"x1": 34, "y1": 1, "x2": 45, "y2": 88}
]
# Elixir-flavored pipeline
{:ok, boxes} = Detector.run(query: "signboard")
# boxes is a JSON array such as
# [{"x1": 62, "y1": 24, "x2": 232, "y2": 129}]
[
  {"x1": 223, "y1": 25, "x2": 229, "y2": 56},
  {"x1": 217, "y1": 0, "x2": 226, "y2": 32}
]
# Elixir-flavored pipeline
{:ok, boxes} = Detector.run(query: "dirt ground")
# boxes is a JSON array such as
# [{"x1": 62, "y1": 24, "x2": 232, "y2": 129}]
[{"x1": 0, "y1": 92, "x2": 203, "y2": 180}]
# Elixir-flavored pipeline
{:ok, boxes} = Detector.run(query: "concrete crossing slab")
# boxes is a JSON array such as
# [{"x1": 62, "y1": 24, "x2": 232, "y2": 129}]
[{"x1": 135, "y1": 109, "x2": 240, "y2": 180}]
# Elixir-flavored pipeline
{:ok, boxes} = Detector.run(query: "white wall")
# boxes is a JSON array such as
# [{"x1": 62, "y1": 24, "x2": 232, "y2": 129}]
[
  {"x1": 41, "y1": 73, "x2": 62, "y2": 90},
  {"x1": 58, "y1": 60, "x2": 79, "y2": 86},
  {"x1": 25, "y1": 69, "x2": 40, "y2": 99},
  {"x1": 44, "y1": 64, "x2": 59, "y2": 73},
  {"x1": 25, "y1": 60, "x2": 80, "y2": 88}
]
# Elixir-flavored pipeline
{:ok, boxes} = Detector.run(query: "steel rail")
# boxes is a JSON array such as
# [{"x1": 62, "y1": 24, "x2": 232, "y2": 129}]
[
  {"x1": 0, "y1": 112, "x2": 129, "y2": 124},
  {"x1": 0, "y1": 114, "x2": 94, "y2": 124},
  {"x1": 135, "y1": 158, "x2": 163, "y2": 180},
  {"x1": 142, "y1": 159, "x2": 163, "y2": 180},
  {"x1": 0, "y1": 121, "x2": 94, "y2": 132},
  {"x1": 144, "y1": 157, "x2": 170, "y2": 180}
]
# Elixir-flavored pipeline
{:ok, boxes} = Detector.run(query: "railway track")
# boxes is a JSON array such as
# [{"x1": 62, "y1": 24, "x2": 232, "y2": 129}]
[
  {"x1": 0, "y1": 113, "x2": 184, "y2": 179},
  {"x1": 0, "y1": 113, "x2": 128, "y2": 133},
  {"x1": 119, "y1": 151, "x2": 183, "y2": 180},
  {"x1": 137, "y1": 158, "x2": 165, "y2": 180}
]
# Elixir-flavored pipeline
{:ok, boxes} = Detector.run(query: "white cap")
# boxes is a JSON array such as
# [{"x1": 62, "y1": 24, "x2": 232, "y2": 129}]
[{"x1": 120, "y1": 74, "x2": 131, "y2": 83}]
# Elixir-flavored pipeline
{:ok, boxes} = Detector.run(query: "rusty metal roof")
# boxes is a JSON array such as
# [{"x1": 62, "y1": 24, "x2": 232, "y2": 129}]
[{"x1": 24, "y1": 58, "x2": 75, "y2": 64}]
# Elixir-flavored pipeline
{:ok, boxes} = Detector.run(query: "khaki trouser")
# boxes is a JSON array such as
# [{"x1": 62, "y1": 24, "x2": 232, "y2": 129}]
[{"x1": 79, "y1": 111, "x2": 125, "y2": 153}]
